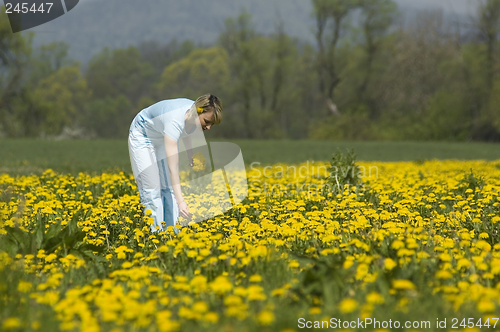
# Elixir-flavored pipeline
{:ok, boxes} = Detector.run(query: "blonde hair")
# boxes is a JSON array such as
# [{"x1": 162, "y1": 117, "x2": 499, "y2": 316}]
[{"x1": 190, "y1": 94, "x2": 223, "y2": 125}]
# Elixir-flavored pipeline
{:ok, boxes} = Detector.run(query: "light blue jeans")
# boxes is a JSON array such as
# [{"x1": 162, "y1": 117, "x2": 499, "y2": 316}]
[{"x1": 128, "y1": 126, "x2": 179, "y2": 233}]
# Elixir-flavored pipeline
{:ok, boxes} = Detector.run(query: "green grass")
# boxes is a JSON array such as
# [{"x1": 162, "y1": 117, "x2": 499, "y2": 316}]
[{"x1": 1, "y1": 139, "x2": 500, "y2": 175}]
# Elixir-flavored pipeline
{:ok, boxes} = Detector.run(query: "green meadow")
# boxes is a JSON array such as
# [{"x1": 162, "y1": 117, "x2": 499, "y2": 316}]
[{"x1": 1, "y1": 139, "x2": 499, "y2": 175}]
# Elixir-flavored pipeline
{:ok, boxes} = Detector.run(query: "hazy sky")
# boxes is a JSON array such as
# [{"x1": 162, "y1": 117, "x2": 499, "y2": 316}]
[
  {"x1": 394, "y1": 0, "x2": 476, "y2": 16},
  {"x1": 5, "y1": 0, "x2": 482, "y2": 64},
  {"x1": 76, "y1": 0, "x2": 478, "y2": 15}
]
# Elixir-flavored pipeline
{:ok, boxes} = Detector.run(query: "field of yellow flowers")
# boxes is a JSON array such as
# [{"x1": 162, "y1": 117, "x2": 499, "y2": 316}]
[{"x1": 1, "y1": 158, "x2": 500, "y2": 331}]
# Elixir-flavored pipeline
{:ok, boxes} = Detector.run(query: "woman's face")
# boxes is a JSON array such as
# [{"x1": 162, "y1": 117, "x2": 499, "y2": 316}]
[{"x1": 199, "y1": 110, "x2": 215, "y2": 131}]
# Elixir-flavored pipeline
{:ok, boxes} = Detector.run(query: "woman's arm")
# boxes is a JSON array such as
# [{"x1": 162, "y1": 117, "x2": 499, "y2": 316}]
[
  {"x1": 182, "y1": 135, "x2": 194, "y2": 166},
  {"x1": 164, "y1": 135, "x2": 191, "y2": 220}
]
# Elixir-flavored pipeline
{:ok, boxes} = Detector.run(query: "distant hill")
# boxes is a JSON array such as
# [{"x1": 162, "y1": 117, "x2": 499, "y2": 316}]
[
  {"x1": 22, "y1": 0, "x2": 472, "y2": 65},
  {"x1": 27, "y1": 0, "x2": 314, "y2": 65}
]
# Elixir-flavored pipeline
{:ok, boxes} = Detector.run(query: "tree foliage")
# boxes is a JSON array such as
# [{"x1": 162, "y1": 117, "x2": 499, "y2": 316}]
[
  {"x1": 85, "y1": 47, "x2": 154, "y2": 106},
  {"x1": 158, "y1": 47, "x2": 231, "y2": 99},
  {"x1": 0, "y1": 1, "x2": 500, "y2": 141}
]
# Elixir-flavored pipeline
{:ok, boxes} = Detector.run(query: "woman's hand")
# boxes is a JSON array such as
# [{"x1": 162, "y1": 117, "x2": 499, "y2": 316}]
[{"x1": 177, "y1": 200, "x2": 192, "y2": 220}]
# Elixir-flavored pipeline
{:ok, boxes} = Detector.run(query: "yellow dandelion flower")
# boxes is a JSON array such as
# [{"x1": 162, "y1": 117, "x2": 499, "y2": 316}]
[
  {"x1": 2, "y1": 317, "x2": 21, "y2": 329},
  {"x1": 249, "y1": 274, "x2": 262, "y2": 282},
  {"x1": 17, "y1": 281, "x2": 32, "y2": 293},
  {"x1": 392, "y1": 279, "x2": 416, "y2": 290},
  {"x1": 384, "y1": 258, "x2": 397, "y2": 270},
  {"x1": 257, "y1": 310, "x2": 275, "y2": 325},
  {"x1": 192, "y1": 301, "x2": 209, "y2": 313},
  {"x1": 366, "y1": 292, "x2": 384, "y2": 304},
  {"x1": 435, "y1": 270, "x2": 453, "y2": 279},
  {"x1": 339, "y1": 298, "x2": 358, "y2": 313},
  {"x1": 192, "y1": 152, "x2": 207, "y2": 172},
  {"x1": 224, "y1": 295, "x2": 243, "y2": 306},
  {"x1": 209, "y1": 275, "x2": 232, "y2": 295},
  {"x1": 309, "y1": 307, "x2": 321, "y2": 315},
  {"x1": 477, "y1": 299, "x2": 495, "y2": 312},
  {"x1": 203, "y1": 312, "x2": 219, "y2": 323}
]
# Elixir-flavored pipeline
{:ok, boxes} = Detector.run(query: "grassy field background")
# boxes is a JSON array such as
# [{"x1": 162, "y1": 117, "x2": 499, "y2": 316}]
[{"x1": 1, "y1": 139, "x2": 500, "y2": 175}]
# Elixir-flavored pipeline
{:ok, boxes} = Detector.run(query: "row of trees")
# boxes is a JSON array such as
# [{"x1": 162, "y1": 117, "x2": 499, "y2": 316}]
[{"x1": 1, "y1": 0, "x2": 500, "y2": 140}]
